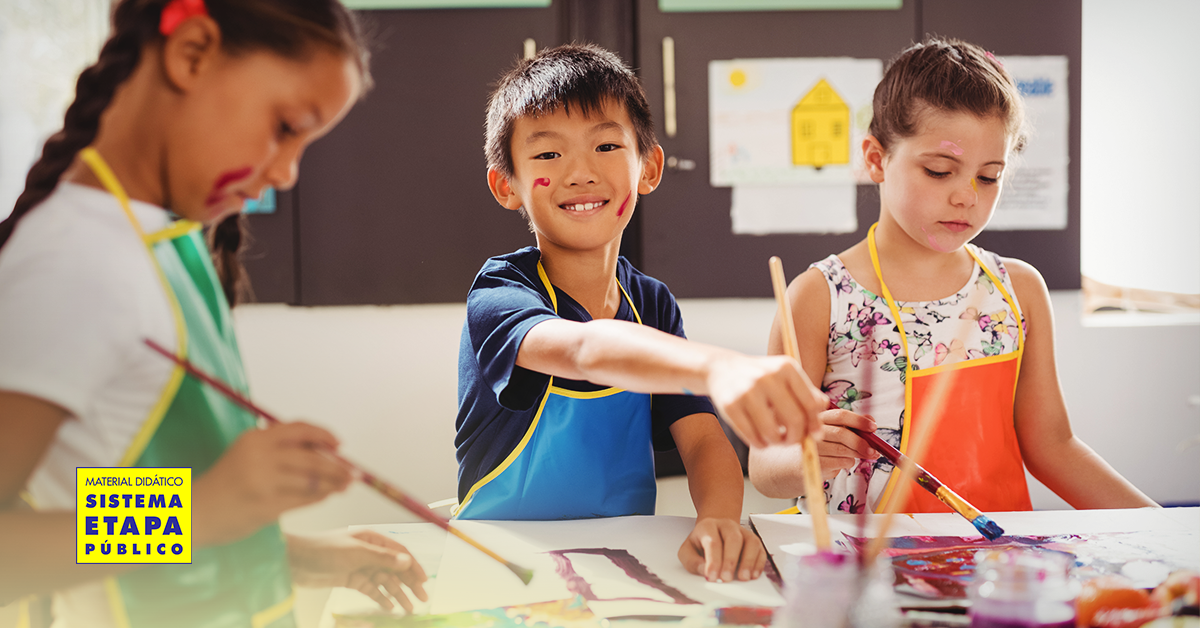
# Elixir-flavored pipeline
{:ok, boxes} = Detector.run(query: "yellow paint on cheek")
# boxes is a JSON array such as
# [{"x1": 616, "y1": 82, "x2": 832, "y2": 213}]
[{"x1": 970, "y1": 178, "x2": 978, "y2": 193}]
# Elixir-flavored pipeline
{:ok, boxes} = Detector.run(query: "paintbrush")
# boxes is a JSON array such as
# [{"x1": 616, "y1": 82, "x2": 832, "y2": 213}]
[
  {"x1": 768, "y1": 256, "x2": 831, "y2": 551},
  {"x1": 832, "y1": 401, "x2": 1003, "y2": 540},
  {"x1": 143, "y1": 338, "x2": 535, "y2": 585}
]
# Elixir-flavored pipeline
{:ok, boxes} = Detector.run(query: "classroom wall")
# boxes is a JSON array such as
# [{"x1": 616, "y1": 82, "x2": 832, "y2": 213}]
[{"x1": 232, "y1": 293, "x2": 1200, "y2": 537}]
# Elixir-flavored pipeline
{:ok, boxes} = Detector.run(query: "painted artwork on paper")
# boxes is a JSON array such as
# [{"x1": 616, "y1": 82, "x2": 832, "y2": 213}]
[
  {"x1": 548, "y1": 548, "x2": 701, "y2": 606},
  {"x1": 843, "y1": 532, "x2": 1194, "y2": 599}
]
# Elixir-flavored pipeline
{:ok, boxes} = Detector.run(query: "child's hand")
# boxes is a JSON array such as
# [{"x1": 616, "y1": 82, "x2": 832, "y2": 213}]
[
  {"x1": 705, "y1": 354, "x2": 827, "y2": 448},
  {"x1": 814, "y1": 407, "x2": 881, "y2": 480},
  {"x1": 192, "y1": 422, "x2": 352, "y2": 546},
  {"x1": 677, "y1": 518, "x2": 767, "y2": 582},
  {"x1": 287, "y1": 529, "x2": 430, "y2": 613}
]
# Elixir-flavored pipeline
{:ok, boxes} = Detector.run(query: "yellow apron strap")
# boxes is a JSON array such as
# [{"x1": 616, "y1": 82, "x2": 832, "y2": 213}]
[
  {"x1": 867, "y1": 223, "x2": 917, "y2": 513},
  {"x1": 251, "y1": 592, "x2": 295, "y2": 628},
  {"x1": 77, "y1": 148, "x2": 192, "y2": 468}
]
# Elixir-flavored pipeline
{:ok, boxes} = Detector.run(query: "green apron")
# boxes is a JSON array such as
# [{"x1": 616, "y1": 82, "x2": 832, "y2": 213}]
[{"x1": 80, "y1": 148, "x2": 295, "y2": 628}]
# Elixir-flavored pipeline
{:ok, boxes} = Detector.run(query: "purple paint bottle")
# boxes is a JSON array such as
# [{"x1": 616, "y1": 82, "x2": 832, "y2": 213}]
[{"x1": 968, "y1": 550, "x2": 1077, "y2": 628}]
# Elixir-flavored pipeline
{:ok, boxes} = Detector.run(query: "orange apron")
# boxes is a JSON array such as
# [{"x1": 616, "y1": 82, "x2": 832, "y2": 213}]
[{"x1": 868, "y1": 224, "x2": 1033, "y2": 514}]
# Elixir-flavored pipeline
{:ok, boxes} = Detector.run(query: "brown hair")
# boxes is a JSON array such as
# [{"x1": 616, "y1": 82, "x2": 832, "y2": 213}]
[
  {"x1": 484, "y1": 43, "x2": 656, "y2": 179},
  {"x1": 0, "y1": 0, "x2": 371, "y2": 306},
  {"x1": 870, "y1": 37, "x2": 1026, "y2": 154}
]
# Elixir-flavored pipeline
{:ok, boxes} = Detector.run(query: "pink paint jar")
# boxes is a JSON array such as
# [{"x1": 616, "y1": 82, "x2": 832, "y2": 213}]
[{"x1": 968, "y1": 549, "x2": 1077, "y2": 628}]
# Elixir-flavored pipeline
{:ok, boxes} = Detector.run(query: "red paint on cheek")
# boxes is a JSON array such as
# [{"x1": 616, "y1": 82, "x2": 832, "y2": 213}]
[
  {"x1": 206, "y1": 166, "x2": 253, "y2": 207},
  {"x1": 534, "y1": 178, "x2": 550, "y2": 188},
  {"x1": 616, "y1": 192, "x2": 631, "y2": 217}
]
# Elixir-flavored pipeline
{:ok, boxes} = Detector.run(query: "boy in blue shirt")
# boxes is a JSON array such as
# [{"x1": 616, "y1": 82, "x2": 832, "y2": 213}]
[{"x1": 455, "y1": 44, "x2": 826, "y2": 582}]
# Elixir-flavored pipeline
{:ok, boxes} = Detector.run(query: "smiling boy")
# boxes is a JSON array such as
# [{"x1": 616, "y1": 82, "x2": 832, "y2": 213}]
[{"x1": 453, "y1": 45, "x2": 826, "y2": 582}]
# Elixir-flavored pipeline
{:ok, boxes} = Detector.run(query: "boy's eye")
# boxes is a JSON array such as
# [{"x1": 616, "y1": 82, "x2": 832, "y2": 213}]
[
  {"x1": 924, "y1": 168, "x2": 950, "y2": 178},
  {"x1": 533, "y1": 152, "x2": 560, "y2": 160},
  {"x1": 977, "y1": 175, "x2": 999, "y2": 185},
  {"x1": 596, "y1": 143, "x2": 620, "y2": 153}
]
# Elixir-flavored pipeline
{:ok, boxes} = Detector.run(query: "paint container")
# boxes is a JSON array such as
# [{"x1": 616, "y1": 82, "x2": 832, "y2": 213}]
[
  {"x1": 772, "y1": 552, "x2": 900, "y2": 628},
  {"x1": 967, "y1": 549, "x2": 1077, "y2": 628}
]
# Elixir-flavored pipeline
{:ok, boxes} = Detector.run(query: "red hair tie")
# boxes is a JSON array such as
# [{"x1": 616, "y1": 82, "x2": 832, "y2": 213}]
[{"x1": 160, "y1": 0, "x2": 209, "y2": 36}]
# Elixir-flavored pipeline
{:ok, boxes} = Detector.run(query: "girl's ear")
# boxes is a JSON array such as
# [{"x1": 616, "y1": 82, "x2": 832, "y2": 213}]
[
  {"x1": 863, "y1": 135, "x2": 887, "y2": 184},
  {"x1": 487, "y1": 169, "x2": 524, "y2": 211},
  {"x1": 160, "y1": 15, "x2": 222, "y2": 92},
  {"x1": 638, "y1": 144, "x2": 665, "y2": 194}
]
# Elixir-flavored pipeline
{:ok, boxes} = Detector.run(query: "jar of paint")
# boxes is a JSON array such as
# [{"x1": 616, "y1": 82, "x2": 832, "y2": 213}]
[
  {"x1": 968, "y1": 549, "x2": 1077, "y2": 628},
  {"x1": 773, "y1": 552, "x2": 899, "y2": 628}
]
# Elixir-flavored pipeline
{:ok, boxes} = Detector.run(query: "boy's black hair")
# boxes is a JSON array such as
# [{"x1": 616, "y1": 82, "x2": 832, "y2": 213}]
[{"x1": 485, "y1": 43, "x2": 656, "y2": 179}]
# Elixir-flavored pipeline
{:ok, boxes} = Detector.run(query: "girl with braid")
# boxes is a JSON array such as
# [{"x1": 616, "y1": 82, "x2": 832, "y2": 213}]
[{"x1": 0, "y1": 0, "x2": 428, "y2": 624}]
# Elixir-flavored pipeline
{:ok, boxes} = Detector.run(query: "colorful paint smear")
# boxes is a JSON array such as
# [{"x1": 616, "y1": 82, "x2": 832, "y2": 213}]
[
  {"x1": 547, "y1": 547, "x2": 701, "y2": 605},
  {"x1": 940, "y1": 140, "x2": 964, "y2": 156},
  {"x1": 534, "y1": 178, "x2": 551, "y2": 188},
  {"x1": 970, "y1": 177, "x2": 978, "y2": 193},
  {"x1": 842, "y1": 532, "x2": 1189, "y2": 600},
  {"x1": 616, "y1": 193, "x2": 631, "y2": 217},
  {"x1": 333, "y1": 596, "x2": 597, "y2": 628}
]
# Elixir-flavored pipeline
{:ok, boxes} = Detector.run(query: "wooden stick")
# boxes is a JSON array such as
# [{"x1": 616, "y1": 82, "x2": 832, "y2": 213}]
[
  {"x1": 768, "y1": 256, "x2": 831, "y2": 551},
  {"x1": 143, "y1": 338, "x2": 535, "y2": 585}
]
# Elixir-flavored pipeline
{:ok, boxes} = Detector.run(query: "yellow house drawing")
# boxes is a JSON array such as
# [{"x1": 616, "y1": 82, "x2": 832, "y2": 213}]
[{"x1": 791, "y1": 79, "x2": 850, "y2": 169}]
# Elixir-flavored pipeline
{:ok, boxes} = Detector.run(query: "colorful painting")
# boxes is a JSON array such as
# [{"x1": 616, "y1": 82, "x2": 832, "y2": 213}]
[{"x1": 842, "y1": 532, "x2": 1191, "y2": 600}]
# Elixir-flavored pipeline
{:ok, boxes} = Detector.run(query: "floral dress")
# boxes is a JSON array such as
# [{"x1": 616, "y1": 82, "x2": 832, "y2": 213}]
[{"x1": 801, "y1": 245, "x2": 1026, "y2": 515}]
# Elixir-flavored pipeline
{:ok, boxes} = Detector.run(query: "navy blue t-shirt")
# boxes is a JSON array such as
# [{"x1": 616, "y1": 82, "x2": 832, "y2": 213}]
[{"x1": 455, "y1": 246, "x2": 716, "y2": 502}]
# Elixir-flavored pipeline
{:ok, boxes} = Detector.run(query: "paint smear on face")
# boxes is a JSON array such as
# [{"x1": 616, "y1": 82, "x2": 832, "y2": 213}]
[
  {"x1": 616, "y1": 192, "x2": 631, "y2": 217},
  {"x1": 940, "y1": 141, "x2": 964, "y2": 156},
  {"x1": 206, "y1": 166, "x2": 252, "y2": 207},
  {"x1": 921, "y1": 226, "x2": 951, "y2": 253},
  {"x1": 970, "y1": 177, "x2": 978, "y2": 193},
  {"x1": 534, "y1": 178, "x2": 550, "y2": 188}
]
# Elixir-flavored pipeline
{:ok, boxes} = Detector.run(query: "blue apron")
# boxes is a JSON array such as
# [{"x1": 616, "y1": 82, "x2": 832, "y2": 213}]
[{"x1": 455, "y1": 261, "x2": 657, "y2": 520}]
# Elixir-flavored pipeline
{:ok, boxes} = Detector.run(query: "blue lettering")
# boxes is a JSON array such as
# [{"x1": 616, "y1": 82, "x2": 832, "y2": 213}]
[
  {"x1": 135, "y1": 494, "x2": 144, "y2": 508},
  {"x1": 120, "y1": 516, "x2": 139, "y2": 535},
  {"x1": 104, "y1": 516, "x2": 118, "y2": 535},
  {"x1": 85, "y1": 516, "x2": 98, "y2": 535},
  {"x1": 164, "y1": 516, "x2": 182, "y2": 536},
  {"x1": 149, "y1": 494, "x2": 165, "y2": 508},
  {"x1": 84, "y1": 543, "x2": 95, "y2": 554},
  {"x1": 169, "y1": 494, "x2": 182, "y2": 508},
  {"x1": 144, "y1": 516, "x2": 162, "y2": 535},
  {"x1": 86, "y1": 495, "x2": 96, "y2": 508}
]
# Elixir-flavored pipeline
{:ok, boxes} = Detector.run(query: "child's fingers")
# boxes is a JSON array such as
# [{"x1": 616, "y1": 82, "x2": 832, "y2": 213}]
[
  {"x1": 736, "y1": 531, "x2": 766, "y2": 581},
  {"x1": 716, "y1": 525, "x2": 743, "y2": 583},
  {"x1": 819, "y1": 427, "x2": 879, "y2": 462},
  {"x1": 822, "y1": 409, "x2": 877, "y2": 432},
  {"x1": 699, "y1": 532, "x2": 721, "y2": 581},
  {"x1": 740, "y1": 390, "x2": 782, "y2": 447},
  {"x1": 784, "y1": 368, "x2": 826, "y2": 441},
  {"x1": 724, "y1": 402, "x2": 767, "y2": 449},
  {"x1": 377, "y1": 573, "x2": 414, "y2": 615},
  {"x1": 676, "y1": 540, "x2": 707, "y2": 576},
  {"x1": 347, "y1": 571, "x2": 393, "y2": 611}
]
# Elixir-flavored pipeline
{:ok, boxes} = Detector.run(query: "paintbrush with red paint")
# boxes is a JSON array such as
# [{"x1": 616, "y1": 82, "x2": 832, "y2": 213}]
[
  {"x1": 143, "y1": 338, "x2": 536, "y2": 585},
  {"x1": 830, "y1": 400, "x2": 1004, "y2": 540}
]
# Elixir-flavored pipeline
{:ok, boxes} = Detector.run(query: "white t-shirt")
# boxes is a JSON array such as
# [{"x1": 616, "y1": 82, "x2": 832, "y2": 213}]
[{"x1": 0, "y1": 182, "x2": 179, "y2": 625}]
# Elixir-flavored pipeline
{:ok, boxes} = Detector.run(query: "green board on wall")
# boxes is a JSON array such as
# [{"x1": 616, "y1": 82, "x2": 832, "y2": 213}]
[
  {"x1": 660, "y1": 0, "x2": 900, "y2": 10},
  {"x1": 343, "y1": 0, "x2": 549, "y2": 8}
]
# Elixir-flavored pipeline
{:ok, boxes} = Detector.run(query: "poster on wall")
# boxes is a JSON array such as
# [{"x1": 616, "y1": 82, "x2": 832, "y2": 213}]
[
  {"x1": 708, "y1": 57, "x2": 882, "y2": 235},
  {"x1": 987, "y1": 55, "x2": 1070, "y2": 231}
]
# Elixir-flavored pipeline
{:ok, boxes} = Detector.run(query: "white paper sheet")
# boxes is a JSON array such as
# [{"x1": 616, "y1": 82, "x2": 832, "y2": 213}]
[
  {"x1": 987, "y1": 55, "x2": 1070, "y2": 230},
  {"x1": 709, "y1": 57, "x2": 882, "y2": 187},
  {"x1": 431, "y1": 515, "x2": 784, "y2": 618},
  {"x1": 730, "y1": 184, "x2": 857, "y2": 235}
]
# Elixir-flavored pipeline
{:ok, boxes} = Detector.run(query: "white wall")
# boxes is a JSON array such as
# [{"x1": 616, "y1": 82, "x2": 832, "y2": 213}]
[
  {"x1": 233, "y1": 293, "x2": 1200, "y2": 537},
  {"x1": 1081, "y1": 0, "x2": 1200, "y2": 294}
]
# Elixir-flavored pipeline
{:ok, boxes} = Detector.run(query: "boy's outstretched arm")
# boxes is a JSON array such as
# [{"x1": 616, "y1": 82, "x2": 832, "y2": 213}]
[
  {"x1": 1006, "y1": 259, "x2": 1157, "y2": 509},
  {"x1": 670, "y1": 413, "x2": 766, "y2": 582},
  {"x1": 517, "y1": 318, "x2": 826, "y2": 448}
]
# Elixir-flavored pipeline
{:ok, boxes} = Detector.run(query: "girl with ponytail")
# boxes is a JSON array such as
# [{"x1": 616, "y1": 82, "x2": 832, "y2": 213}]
[{"x1": 0, "y1": 0, "x2": 427, "y2": 624}]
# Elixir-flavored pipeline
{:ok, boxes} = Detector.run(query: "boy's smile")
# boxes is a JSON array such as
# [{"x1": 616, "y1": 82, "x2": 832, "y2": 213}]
[{"x1": 489, "y1": 99, "x2": 663, "y2": 255}]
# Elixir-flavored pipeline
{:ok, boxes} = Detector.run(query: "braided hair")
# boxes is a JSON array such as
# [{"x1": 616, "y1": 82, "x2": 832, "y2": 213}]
[{"x1": 0, "y1": 0, "x2": 371, "y2": 305}]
